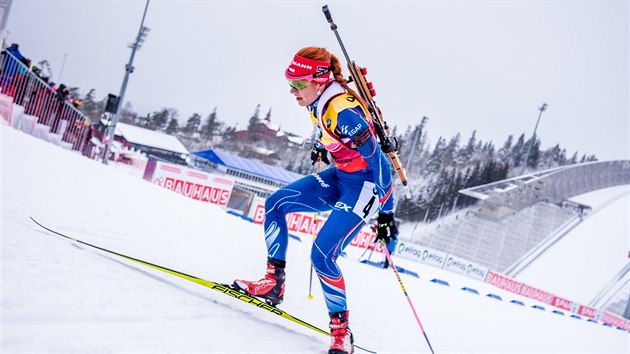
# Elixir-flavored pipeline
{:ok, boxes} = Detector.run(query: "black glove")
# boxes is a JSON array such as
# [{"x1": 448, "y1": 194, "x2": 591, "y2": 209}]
[
  {"x1": 311, "y1": 145, "x2": 330, "y2": 165},
  {"x1": 375, "y1": 212, "x2": 398, "y2": 245}
]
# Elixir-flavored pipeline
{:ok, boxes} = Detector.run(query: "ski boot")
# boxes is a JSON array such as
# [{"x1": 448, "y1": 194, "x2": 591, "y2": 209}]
[
  {"x1": 328, "y1": 310, "x2": 354, "y2": 354},
  {"x1": 233, "y1": 257, "x2": 285, "y2": 306}
]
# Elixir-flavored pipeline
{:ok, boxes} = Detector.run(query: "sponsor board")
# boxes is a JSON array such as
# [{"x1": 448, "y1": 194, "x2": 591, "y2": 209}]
[
  {"x1": 577, "y1": 305, "x2": 598, "y2": 319},
  {"x1": 600, "y1": 312, "x2": 626, "y2": 328},
  {"x1": 143, "y1": 160, "x2": 234, "y2": 207},
  {"x1": 396, "y1": 242, "x2": 446, "y2": 268},
  {"x1": 249, "y1": 199, "x2": 377, "y2": 250},
  {"x1": 551, "y1": 296, "x2": 575, "y2": 312},
  {"x1": 518, "y1": 284, "x2": 554, "y2": 305},
  {"x1": 485, "y1": 271, "x2": 523, "y2": 294},
  {"x1": 349, "y1": 229, "x2": 382, "y2": 252},
  {"x1": 443, "y1": 255, "x2": 488, "y2": 281}
]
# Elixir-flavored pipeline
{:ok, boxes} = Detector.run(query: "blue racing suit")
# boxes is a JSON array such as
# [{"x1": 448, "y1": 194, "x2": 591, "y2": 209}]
[{"x1": 264, "y1": 81, "x2": 395, "y2": 313}]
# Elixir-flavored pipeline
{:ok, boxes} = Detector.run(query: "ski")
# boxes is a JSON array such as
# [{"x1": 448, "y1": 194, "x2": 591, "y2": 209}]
[{"x1": 29, "y1": 217, "x2": 377, "y2": 354}]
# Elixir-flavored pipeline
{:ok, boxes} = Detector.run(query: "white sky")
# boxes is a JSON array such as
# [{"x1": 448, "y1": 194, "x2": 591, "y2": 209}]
[
  {"x1": 2, "y1": 124, "x2": 628, "y2": 353},
  {"x1": 6, "y1": 0, "x2": 629, "y2": 161}
]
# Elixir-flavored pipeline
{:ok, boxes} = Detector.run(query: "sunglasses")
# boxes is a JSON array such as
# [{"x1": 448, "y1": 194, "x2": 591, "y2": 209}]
[{"x1": 288, "y1": 80, "x2": 310, "y2": 91}]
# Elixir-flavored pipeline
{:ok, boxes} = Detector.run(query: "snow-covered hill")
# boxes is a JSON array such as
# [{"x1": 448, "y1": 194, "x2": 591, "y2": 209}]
[{"x1": 2, "y1": 124, "x2": 628, "y2": 353}]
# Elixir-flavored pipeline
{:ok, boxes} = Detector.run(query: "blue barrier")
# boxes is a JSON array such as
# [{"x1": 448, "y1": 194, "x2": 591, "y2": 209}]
[
  {"x1": 461, "y1": 287, "x2": 479, "y2": 295},
  {"x1": 430, "y1": 278, "x2": 450, "y2": 286},
  {"x1": 359, "y1": 259, "x2": 420, "y2": 278},
  {"x1": 487, "y1": 293, "x2": 502, "y2": 301}
]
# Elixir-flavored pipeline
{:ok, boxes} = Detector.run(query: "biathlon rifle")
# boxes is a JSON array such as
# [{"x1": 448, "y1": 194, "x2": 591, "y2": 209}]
[{"x1": 322, "y1": 5, "x2": 411, "y2": 199}]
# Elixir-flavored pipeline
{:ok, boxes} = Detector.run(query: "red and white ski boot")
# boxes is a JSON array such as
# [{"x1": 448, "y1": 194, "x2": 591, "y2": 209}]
[
  {"x1": 328, "y1": 310, "x2": 354, "y2": 354},
  {"x1": 233, "y1": 258, "x2": 285, "y2": 306}
]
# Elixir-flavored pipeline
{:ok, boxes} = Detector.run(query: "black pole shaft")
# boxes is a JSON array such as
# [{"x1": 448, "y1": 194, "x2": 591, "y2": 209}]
[{"x1": 322, "y1": 6, "x2": 368, "y2": 100}]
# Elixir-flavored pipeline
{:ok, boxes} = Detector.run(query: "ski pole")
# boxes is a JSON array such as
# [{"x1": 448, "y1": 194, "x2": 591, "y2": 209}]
[
  {"x1": 308, "y1": 159, "x2": 323, "y2": 300},
  {"x1": 381, "y1": 241, "x2": 436, "y2": 354},
  {"x1": 358, "y1": 225, "x2": 377, "y2": 262},
  {"x1": 366, "y1": 242, "x2": 376, "y2": 262},
  {"x1": 307, "y1": 210, "x2": 317, "y2": 300},
  {"x1": 357, "y1": 243, "x2": 371, "y2": 261}
]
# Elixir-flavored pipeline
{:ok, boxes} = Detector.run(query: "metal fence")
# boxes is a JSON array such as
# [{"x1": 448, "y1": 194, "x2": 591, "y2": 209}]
[{"x1": 0, "y1": 49, "x2": 95, "y2": 157}]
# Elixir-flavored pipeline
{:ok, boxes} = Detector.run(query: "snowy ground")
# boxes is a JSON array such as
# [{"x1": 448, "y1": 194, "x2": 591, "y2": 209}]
[{"x1": 2, "y1": 124, "x2": 628, "y2": 353}]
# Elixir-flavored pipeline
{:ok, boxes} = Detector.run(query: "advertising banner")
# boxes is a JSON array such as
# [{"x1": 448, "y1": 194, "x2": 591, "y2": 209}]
[
  {"x1": 485, "y1": 271, "x2": 523, "y2": 294},
  {"x1": 349, "y1": 229, "x2": 381, "y2": 252},
  {"x1": 518, "y1": 284, "x2": 554, "y2": 305},
  {"x1": 443, "y1": 255, "x2": 489, "y2": 281},
  {"x1": 576, "y1": 305, "x2": 597, "y2": 319},
  {"x1": 143, "y1": 160, "x2": 235, "y2": 208},
  {"x1": 600, "y1": 312, "x2": 626, "y2": 328},
  {"x1": 251, "y1": 202, "x2": 325, "y2": 238},
  {"x1": 551, "y1": 296, "x2": 575, "y2": 312},
  {"x1": 395, "y1": 242, "x2": 446, "y2": 268},
  {"x1": 249, "y1": 200, "x2": 377, "y2": 249}
]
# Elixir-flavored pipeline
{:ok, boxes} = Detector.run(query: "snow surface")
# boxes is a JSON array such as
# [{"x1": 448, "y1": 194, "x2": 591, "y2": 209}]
[
  {"x1": 516, "y1": 186, "x2": 629, "y2": 303},
  {"x1": 2, "y1": 124, "x2": 628, "y2": 353}
]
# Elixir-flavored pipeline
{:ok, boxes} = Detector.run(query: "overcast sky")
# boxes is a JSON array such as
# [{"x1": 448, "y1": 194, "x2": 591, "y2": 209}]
[{"x1": 6, "y1": 0, "x2": 628, "y2": 161}]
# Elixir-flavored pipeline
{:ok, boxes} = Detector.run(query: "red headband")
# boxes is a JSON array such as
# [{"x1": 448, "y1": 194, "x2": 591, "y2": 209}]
[{"x1": 285, "y1": 54, "x2": 331, "y2": 84}]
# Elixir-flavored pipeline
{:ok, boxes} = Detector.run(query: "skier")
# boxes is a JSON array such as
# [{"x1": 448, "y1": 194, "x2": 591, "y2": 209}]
[{"x1": 234, "y1": 46, "x2": 398, "y2": 354}]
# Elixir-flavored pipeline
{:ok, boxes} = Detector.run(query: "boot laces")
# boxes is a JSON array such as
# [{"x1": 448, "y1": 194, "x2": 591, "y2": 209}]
[{"x1": 330, "y1": 318, "x2": 352, "y2": 349}]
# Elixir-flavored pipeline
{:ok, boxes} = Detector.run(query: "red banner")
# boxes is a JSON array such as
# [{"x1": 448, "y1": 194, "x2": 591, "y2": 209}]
[
  {"x1": 485, "y1": 271, "x2": 523, "y2": 294},
  {"x1": 600, "y1": 312, "x2": 625, "y2": 328},
  {"x1": 519, "y1": 284, "x2": 554, "y2": 304},
  {"x1": 143, "y1": 160, "x2": 234, "y2": 208},
  {"x1": 577, "y1": 305, "x2": 597, "y2": 319},
  {"x1": 252, "y1": 204, "x2": 324, "y2": 236},
  {"x1": 251, "y1": 203, "x2": 376, "y2": 250},
  {"x1": 349, "y1": 229, "x2": 381, "y2": 252},
  {"x1": 551, "y1": 296, "x2": 574, "y2": 311}
]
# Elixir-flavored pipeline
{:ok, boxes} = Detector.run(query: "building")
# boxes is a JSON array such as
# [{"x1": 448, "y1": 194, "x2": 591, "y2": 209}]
[
  {"x1": 192, "y1": 148, "x2": 304, "y2": 198},
  {"x1": 95, "y1": 120, "x2": 190, "y2": 165}
]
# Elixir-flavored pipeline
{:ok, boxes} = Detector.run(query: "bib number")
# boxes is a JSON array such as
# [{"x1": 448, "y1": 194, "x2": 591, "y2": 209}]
[{"x1": 352, "y1": 181, "x2": 379, "y2": 221}]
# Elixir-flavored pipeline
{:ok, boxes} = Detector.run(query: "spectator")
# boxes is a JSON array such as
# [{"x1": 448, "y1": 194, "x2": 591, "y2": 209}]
[
  {"x1": 1, "y1": 43, "x2": 25, "y2": 93},
  {"x1": 14, "y1": 57, "x2": 32, "y2": 105},
  {"x1": 32, "y1": 66, "x2": 43, "y2": 78},
  {"x1": 50, "y1": 83, "x2": 69, "y2": 134},
  {"x1": 81, "y1": 123, "x2": 95, "y2": 158},
  {"x1": 24, "y1": 66, "x2": 45, "y2": 115},
  {"x1": 30, "y1": 77, "x2": 53, "y2": 118}
]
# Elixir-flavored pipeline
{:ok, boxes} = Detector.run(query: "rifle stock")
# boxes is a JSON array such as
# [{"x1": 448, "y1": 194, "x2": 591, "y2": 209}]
[{"x1": 348, "y1": 62, "x2": 410, "y2": 197}]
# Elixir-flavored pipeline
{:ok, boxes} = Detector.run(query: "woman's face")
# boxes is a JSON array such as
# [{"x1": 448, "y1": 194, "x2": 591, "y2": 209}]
[{"x1": 289, "y1": 80, "x2": 321, "y2": 107}]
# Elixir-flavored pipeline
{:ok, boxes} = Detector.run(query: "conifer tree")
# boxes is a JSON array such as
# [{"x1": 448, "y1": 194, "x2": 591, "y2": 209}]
[
  {"x1": 184, "y1": 113, "x2": 202, "y2": 135},
  {"x1": 119, "y1": 102, "x2": 138, "y2": 124},
  {"x1": 165, "y1": 118, "x2": 179, "y2": 134},
  {"x1": 511, "y1": 134, "x2": 526, "y2": 167},
  {"x1": 200, "y1": 107, "x2": 221, "y2": 140},
  {"x1": 247, "y1": 104, "x2": 261, "y2": 140},
  {"x1": 80, "y1": 89, "x2": 104, "y2": 122}
]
